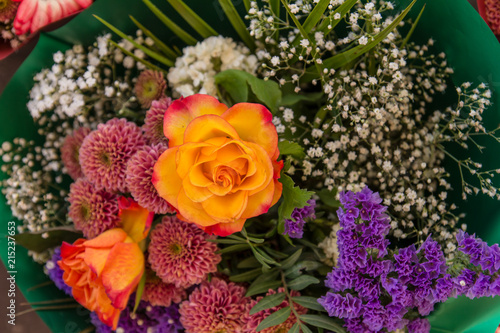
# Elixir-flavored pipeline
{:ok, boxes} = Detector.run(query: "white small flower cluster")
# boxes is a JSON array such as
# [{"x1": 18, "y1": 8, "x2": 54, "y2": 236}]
[
  {"x1": 0, "y1": 20, "x2": 28, "y2": 49},
  {"x1": 318, "y1": 223, "x2": 341, "y2": 266},
  {"x1": 167, "y1": 36, "x2": 258, "y2": 97},
  {"x1": 0, "y1": 138, "x2": 67, "y2": 236}
]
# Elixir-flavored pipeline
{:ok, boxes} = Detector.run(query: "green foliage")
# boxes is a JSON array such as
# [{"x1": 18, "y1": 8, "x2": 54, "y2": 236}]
[
  {"x1": 256, "y1": 306, "x2": 291, "y2": 331},
  {"x1": 287, "y1": 275, "x2": 321, "y2": 291},
  {"x1": 292, "y1": 296, "x2": 327, "y2": 312},
  {"x1": 278, "y1": 140, "x2": 306, "y2": 159},
  {"x1": 214, "y1": 69, "x2": 282, "y2": 112},
  {"x1": 249, "y1": 292, "x2": 286, "y2": 314},
  {"x1": 165, "y1": 0, "x2": 218, "y2": 38},
  {"x1": 278, "y1": 173, "x2": 314, "y2": 224},
  {"x1": 316, "y1": 188, "x2": 341, "y2": 208},
  {"x1": 218, "y1": 0, "x2": 256, "y2": 50},
  {"x1": 300, "y1": 314, "x2": 347, "y2": 332},
  {"x1": 133, "y1": 272, "x2": 147, "y2": 313},
  {"x1": 13, "y1": 227, "x2": 82, "y2": 253}
]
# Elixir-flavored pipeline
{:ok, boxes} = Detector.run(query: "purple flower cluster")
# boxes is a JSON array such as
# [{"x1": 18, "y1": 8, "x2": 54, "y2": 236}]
[
  {"x1": 283, "y1": 199, "x2": 316, "y2": 238},
  {"x1": 91, "y1": 297, "x2": 183, "y2": 333},
  {"x1": 45, "y1": 247, "x2": 72, "y2": 296},
  {"x1": 318, "y1": 187, "x2": 500, "y2": 333}
]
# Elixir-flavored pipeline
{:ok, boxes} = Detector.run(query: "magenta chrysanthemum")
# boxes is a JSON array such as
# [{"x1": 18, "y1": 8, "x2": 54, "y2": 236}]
[
  {"x1": 179, "y1": 278, "x2": 252, "y2": 333},
  {"x1": 126, "y1": 144, "x2": 173, "y2": 214},
  {"x1": 0, "y1": 0, "x2": 19, "y2": 22},
  {"x1": 60, "y1": 127, "x2": 91, "y2": 180},
  {"x1": 148, "y1": 216, "x2": 221, "y2": 288},
  {"x1": 245, "y1": 288, "x2": 308, "y2": 333},
  {"x1": 79, "y1": 118, "x2": 145, "y2": 193},
  {"x1": 68, "y1": 178, "x2": 120, "y2": 239},
  {"x1": 142, "y1": 273, "x2": 187, "y2": 307},
  {"x1": 134, "y1": 70, "x2": 167, "y2": 108},
  {"x1": 142, "y1": 98, "x2": 171, "y2": 146}
]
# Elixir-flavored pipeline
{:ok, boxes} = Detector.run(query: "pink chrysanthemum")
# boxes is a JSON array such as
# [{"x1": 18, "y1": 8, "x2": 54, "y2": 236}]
[
  {"x1": 134, "y1": 70, "x2": 167, "y2": 108},
  {"x1": 147, "y1": 215, "x2": 221, "y2": 288},
  {"x1": 79, "y1": 118, "x2": 145, "y2": 193},
  {"x1": 68, "y1": 178, "x2": 120, "y2": 239},
  {"x1": 245, "y1": 288, "x2": 308, "y2": 333},
  {"x1": 142, "y1": 98, "x2": 171, "y2": 146},
  {"x1": 125, "y1": 144, "x2": 173, "y2": 214},
  {"x1": 60, "y1": 127, "x2": 91, "y2": 180},
  {"x1": 179, "y1": 278, "x2": 252, "y2": 333},
  {"x1": 0, "y1": 0, "x2": 19, "y2": 22},
  {"x1": 142, "y1": 272, "x2": 187, "y2": 307}
]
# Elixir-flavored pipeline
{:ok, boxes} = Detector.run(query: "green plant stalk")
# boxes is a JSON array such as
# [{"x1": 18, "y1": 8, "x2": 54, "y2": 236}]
[
  {"x1": 129, "y1": 15, "x2": 180, "y2": 59},
  {"x1": 218, "y1": 0, "x2": 256, "y2": 51},
  {"x1": 166, "y1": 0, "x2": 218, "y2": 38}
]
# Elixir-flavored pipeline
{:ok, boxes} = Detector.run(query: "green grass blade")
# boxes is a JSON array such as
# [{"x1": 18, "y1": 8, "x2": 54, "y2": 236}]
[
  {"x1": 94, "y1": 15, "x2": 174, "y2": 67},
  {"x1": 243, "y1": 0, "x2": 250, "y2": 12},
  {"x1": 218, "y1": 0, "x2": 256, "y2": 51},
  {"x1": 166, "y1": 0, "x2": 218, "y2": 38},
  {"x1": 281, "y1": 0, "x2": 314, "y2": 44},
  {"x1": 322, "y1": 0, "x2": 417, "y2": 69},
  {"x1": 142, "y1": 0, "x2": 197, "y2": 45},
  {"x1": 303, "y1": 0, "x2": 330, "y2": 32},
  {"x1": 129, "y1": 16, "x2": 179, "y2": 60},
  {"x1": 270, "y1": 0, "x2": 280, "y2": 18},
  {"x1": 109, "y1": 40, "x2": 168, "y2": 72},
  {"x1": 318, "y1": 0, "x2": 358, "y2": 34},
  {"x1": 402, "y1": 3, "x2": 426, "y2": 47}
]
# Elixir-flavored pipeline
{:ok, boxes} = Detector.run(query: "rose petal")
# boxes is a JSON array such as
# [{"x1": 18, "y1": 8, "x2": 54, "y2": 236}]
[
  {"x1": 101, "y1": 242, "x2": 144, "y2": 310},
  {"x1": 201, "y1": 190, "x2": 248, "y2": 222},
  {"x1": 118, "y1": 197, "x2": 154, "y2": 243},
  {"x1": 163, "y1": 95, "x2": 227, "y2": 147},
  {"x1": 202, "y1": 219, "x2": 246, "y2": 236},
  {"x1": 176, "y1": 189, "x2": 219, "y2": 227},
  {"x1": 241, "y1": 180, "x2": 276, "y2": 219},
  {"x1": 222, "y1": 103, "x2": 278, "y2": 157},
  {"x1": 183, "y1": 114, "x2": 240, "y2": 144},
  {"x1": 83, "y1": 229, "x2": 129, "y2": 249},
  {"x1": 153, "y1": 147, "x2": 182, "y2": 208},
  {"x1": 182, "y1": 176, "x2": 214, "y2": 202}
]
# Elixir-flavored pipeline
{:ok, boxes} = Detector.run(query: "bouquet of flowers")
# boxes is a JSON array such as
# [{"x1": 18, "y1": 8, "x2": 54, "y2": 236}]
[{"x1": 1, "y1": 0, "x2": 500, "y2": 332}]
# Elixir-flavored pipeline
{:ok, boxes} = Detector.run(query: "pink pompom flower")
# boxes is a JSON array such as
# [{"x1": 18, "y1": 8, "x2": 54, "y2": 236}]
[
  {"x1": 142, "y1": 98, "x2": 172, "y2": 146},
  {"x1": 147, "y1": 215, "x2": 221, "y2": 288},
  {"x1": 60, "y1": 127, "x2": 91, "y2": 180}
]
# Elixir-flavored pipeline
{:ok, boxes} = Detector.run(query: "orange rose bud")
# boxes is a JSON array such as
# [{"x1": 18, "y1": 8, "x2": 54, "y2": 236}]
[
  {"x1": 153, "y1": 94, "x2": 283, "y2": 236},
  {"x1": 58, "y1": 228, "x2": 145, "y2": 329}
]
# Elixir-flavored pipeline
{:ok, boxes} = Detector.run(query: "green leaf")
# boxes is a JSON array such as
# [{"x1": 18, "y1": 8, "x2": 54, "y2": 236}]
[
  {"x1": 217, "y1": 243, "x2": 250, "y2": 254},
  {"x1": 318, "y1": 0, "x2": 358, "y2": 34},
  {"x1": 94, "y1": 15, "x2": 175, "y2": 67},
  {"x1": 402, "y1": 4, "x2": 426, "y2": 47},
  {"x1": 303, "y1": 0, "x2": 331, "y2": 32},
  {"x1": 280, "y1": 92, "x2": 324, "y2": 106},
  {"x1": 281, "y1": 0, "x2": 314, "y2": 46},
  {"x1": 301, "y1": 323, "x2": 314, "y2": 333},
  {"x1": 278, "y1": 173, "x2": 314, "y2": 223},
  {"x1": 278, "y1": 140, "x2": 306, "y2": 159},
  {"x1": 280, "y1": 248, "x2": 303, "y2": 270},
  {"x1": 316, "y1": 188, "x2": 340, "y2": 208},
  {"x1": 255, "y1": 247, "x2": 279, "y2": 265},
  {"x1": 322, "y1": 0, "x2": 417, "y2": 70},
  {"x1": 230, "y1": 268, "x2": 263, "y2": 282},
  {"x1": 207, "y1": 238, "x2": 246, "y2": 244},
  {"x1": 108, "y1": 40, "x2": 166, "y2": 73},
  {"x1": 166, "y1": 0, "x2": 218, "y2": 38},
  {"x1": 287, "y1": 275, "x2": 320, "y2": 291},
  {"x1": 129, "y1": 15, "x2": 179, "y2": 59},
  {"x1": 262, "y1": 246, "x2": 289, "y2": 260},
  {"x1": 249, "y1": 292, "x2": 286, "y2": 315},
  {"x1": 243, "y1": 0, "x2": 250, "y2": 12},
  {"x1": 218, "y1": 0, "x2": 256, "y2": 51},
  {"x1": 289, "y1": 323, "x2": 300, "y2": 333},
  {"x1": 246, "y1": 280, "x2": 282, "y2": 297},
  {"x1": 300, "y1": 314, "x2": 347, "y2": 333},
  {"x1": 13, "y1": 227, "x2": 82, "y2": 253},
  {"x1": 133, "y1": 272, "x2": 147, "y2": 313},
  {"x1": 215, "y1": 70, "x2": 282, "y2": 112},
  {"x1": 250, "y1": 246, "x2": 271, "y2": 269},
  {"x1": 142, "y1": 0, "x2": 197, "y2": 45},
  {"x1": 292, "y1": 296, "x2": 327, "y2": 312},
  {"x1": 256, "y1": 306, "x2": 291, "y2": 332},
  {"x1": 237, "y1": 256, "x2": 261, "y2": 269}
]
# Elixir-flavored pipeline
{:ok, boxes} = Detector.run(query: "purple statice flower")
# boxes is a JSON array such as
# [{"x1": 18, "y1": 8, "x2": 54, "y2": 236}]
[
  {"x1": 318, "y1": 292, "x2": 363, "y2": 319},
  {"x1": 407, "y1": 318, "x2": 431, "y2": 333},
  {"x1": 453, "y1": 268, "x2": 476, "y2": 295},
  {"x1": 283, "y1": 199, "x2": 316, "y2": 238},
  {"x1": 432, "y1": 274, "x2": 455, "y2": 302},
  {"x1": 457, "y1": 230, "x2": 500, "y2": 274},
  {"x1": 361, "y1": 299, "x2": 386, "y2": 331},
  {"x1": 467, "y1": 273, "x2": 491, "y2": 299},
  {"x1": 91, "y1": 297, "x2": 183, "y2": 333},
  {"x1": 45, "y1": 247, "x2": 72, "y2": 296}
]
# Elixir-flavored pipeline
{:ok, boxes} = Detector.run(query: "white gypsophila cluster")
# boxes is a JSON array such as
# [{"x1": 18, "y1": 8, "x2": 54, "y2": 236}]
[
  {"x1": 1, "y1": 20, "x2": 28, "y2": 49},
  {"x1": 167, "y1": 36, "x2": 258, "y2": 97},
  {"x1": 247, "y1": 0, "x2": 396, "y2": 93},
  {"x1": 261, "y1": 1, "x2": 499, "y2": 252},
  {"x1": 0, "y1": 140, "x2": 67, "y2": 235},
  {"x1": 318, "y1": 223, "x2": 341, "y2": 266}
]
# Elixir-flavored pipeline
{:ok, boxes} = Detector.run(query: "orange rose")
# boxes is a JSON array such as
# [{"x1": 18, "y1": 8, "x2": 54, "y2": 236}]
[
  {"x1": 153, "y1": 94, "x2": 283, "y2": 236},
  {"x1": 59, "y1": 199, "x2": 152, "y2": 329}
]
